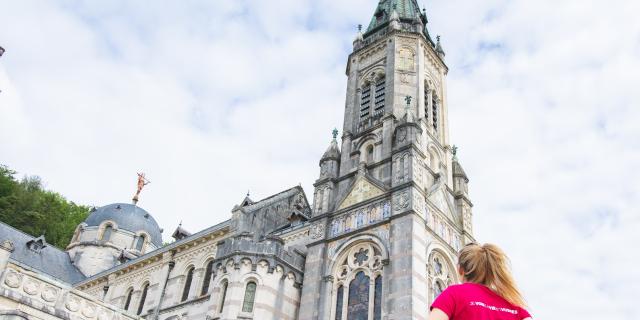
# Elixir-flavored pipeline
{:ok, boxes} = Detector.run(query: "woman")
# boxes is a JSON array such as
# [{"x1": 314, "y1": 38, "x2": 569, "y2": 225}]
[{"x1": 429, "y1": 243, "x2": 532, "y2": 320}]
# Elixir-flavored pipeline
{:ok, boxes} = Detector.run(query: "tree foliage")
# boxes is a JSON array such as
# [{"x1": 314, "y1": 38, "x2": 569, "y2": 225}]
[{"x1": 0, "y1": 165, "x2": 89, "y2": 249}]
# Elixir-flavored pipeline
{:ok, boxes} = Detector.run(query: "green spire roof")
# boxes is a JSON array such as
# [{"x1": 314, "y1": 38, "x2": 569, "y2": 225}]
[{"x1": 366, "y1": 0, "x2": 422, "y2": 33}]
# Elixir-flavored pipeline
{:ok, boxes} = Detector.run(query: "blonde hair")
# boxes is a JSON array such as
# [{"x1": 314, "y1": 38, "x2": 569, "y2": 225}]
[{"x1": 458, "y1": 243, "x2": 527, "y2": 308}]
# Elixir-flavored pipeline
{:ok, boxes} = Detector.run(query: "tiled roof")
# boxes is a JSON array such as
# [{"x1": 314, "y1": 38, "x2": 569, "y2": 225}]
[{"x1": 0, "y1": 222, "x2": 85, "y2": 284}]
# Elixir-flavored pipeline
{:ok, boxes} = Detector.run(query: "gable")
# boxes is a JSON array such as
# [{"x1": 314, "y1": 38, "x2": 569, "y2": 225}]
[
  {"x1": 427, "y1": 187, "x2": 456, "y2": 222},
  {"x1": 337, "y1": 177, "x2": 385, "y2": 210}
]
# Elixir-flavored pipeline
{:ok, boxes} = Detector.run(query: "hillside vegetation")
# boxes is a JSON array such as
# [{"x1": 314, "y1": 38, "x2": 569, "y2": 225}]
[{"x1": 0, "y1": 165, "x2": 89, "y2": 248}]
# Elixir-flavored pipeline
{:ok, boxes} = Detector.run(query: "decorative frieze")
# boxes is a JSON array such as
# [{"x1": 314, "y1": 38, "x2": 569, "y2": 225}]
[{"x1": 330, "y1": 200, "x2": 391, "y2": 238}]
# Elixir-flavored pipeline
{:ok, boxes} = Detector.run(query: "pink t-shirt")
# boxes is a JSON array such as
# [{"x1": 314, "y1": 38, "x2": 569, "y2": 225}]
[{"x1": 431, "y1": 283, "x2": 531, "y2": 320}]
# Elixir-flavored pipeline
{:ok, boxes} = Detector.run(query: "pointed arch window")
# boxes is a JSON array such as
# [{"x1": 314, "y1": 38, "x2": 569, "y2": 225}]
[
  {"x1": 219, "y1": 280, "x2": 229, "y2": 313},
  {"x1": 135, "y1": 235, "x2": 145, "y2": 251},
  {"x1": 201, "y1": 260, "x2": 214, "y2": 295},
  {"x1": 432, "y1": 95, "x2": 439, "y2": 132},
  {"x1": 374, "y1": 77, "x2": 386, "y2": 116},
  {"x1": 101, "y1": 225, "x2": 113, "y2": 241},
  {"x1": 374, "y1": 275, "x2": 382, "y2": 320},
  {"x1": 424, "y1": 87, "x2": 430, "y2": 121},
  {"x1": 123, "y1": 288, "x2": 133, "y2": 311},
  {"x1": 137, "y1": 283, "x2": 149, "y2": 315},
  {"x1": 428, "y1": 251, "x2": 456, "y2": 304},
  {"x1": 333, "y1": 243, "x2": 384, "y2": 320},
  {"x1": 334, "y1": 285, "x2": 344, "y2": 320},
  {"x1": 181, "y1": 267, "x2": 194, "y2": 302},
  {"x1": 360, "y1": 84, "x2": 372, "y2": 120},
  {"x1": 242, "y1": 281, "x2": 257, "y2": 313},
  {"x1": 348, "y1": 271, "x2": 370, "y2": 319}
]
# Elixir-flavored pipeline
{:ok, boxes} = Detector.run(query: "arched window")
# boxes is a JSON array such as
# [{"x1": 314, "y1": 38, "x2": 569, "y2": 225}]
[
  {"x1": 366, "y1": 145, "x2": 374, "y2": 163},
  {"x1": 428, "y1": 251, "x2": 456, "y2": 304},
  {"x1": 201, "y1": 260, "x2": 214, "y2": 295},
  {"x1": 374, "y1": 276, "x2": 382, "y2": 320},
  {"x1": 123, "y1": 288, "x2": 133, "y2": 311},
  {"x1": 137, "y1": 283, "x2": 149, "y2": 315},
  {"x1": 360, "y1": 84, "x2": 372, "y2": 120},
  {"x1": 348, "y1": 271, "x2": 370, "y2": 319},
  {"x1": 374, "y1": 77, "x2": 386, "y2": 116},
  {"x1": 135, "y1": 235, "x2": 145, "y2": 251},
  {"x1": 333, "y1": 242, "x2": 384, "y2": 320},
  {"x1": 101, "y1": 225, "x2": 113, "y2": 241},
  {"x1": 218, "y1": 280, "x2": 229, "y2": 313},
  {"x1": 424, "y1": 87, "x2": 430, "y2": 121},
  {"x1": 334, "y1": 285, "x2": 344, "y2": 320},
  {"x1": 432, "y1": 95, "x2": 439, "y2": 132},
  {"x1": 181, "y1": 267, "x2": 195, "y2": 302},
  {"x1": 242, "y1": 281, "x2": 257, "y2": 313}
]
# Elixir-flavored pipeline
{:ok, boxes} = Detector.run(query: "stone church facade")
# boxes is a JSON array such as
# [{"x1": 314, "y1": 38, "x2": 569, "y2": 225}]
[{"x1": 0, "y1": 1, "x2": 475, "y2": 319}]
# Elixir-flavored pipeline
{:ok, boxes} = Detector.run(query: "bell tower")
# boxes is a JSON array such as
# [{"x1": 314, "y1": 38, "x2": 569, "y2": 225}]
[{"x1": 300, "y1": 1, "x2": 475, "y2": 319}]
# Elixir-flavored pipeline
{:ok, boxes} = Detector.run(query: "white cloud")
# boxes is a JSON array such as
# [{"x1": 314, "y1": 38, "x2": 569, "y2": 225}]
[{"x1": 0, "y1": 0, "x2": 638, "y2": 319}]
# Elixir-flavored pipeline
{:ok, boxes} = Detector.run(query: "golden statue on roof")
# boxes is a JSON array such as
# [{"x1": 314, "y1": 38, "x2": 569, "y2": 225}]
[{"x1": 132, "y1": 172, "x2": 150, "y2": 205}]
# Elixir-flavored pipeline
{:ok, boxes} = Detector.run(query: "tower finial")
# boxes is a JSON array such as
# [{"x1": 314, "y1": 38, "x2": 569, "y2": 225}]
[
  {"x1": 332, "y1": 128, "x2": 339, "y2": 140},
  {"x1": 452, "y1": 145, "x2": 459, "y2": 159}
]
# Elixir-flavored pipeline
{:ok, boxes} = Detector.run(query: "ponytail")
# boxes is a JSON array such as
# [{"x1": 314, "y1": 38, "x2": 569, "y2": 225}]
[{"x1": 458, "y1": 243, "x2": 527, "y2": 308}]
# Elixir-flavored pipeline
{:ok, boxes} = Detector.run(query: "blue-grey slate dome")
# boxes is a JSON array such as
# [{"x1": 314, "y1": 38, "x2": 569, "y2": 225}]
[{"x1": 85, "y1": 203, "x2": 163, "y2": 246}]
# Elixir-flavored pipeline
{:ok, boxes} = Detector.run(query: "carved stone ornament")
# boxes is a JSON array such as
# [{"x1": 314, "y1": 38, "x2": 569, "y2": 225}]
[
  {"x1": 310, "y1": 223, "x2": 325, "y2": 239},
  {"x1": 65, "y1": 294, "x2": 81, "y2": 312},
  {"x1": 4, "y1": 270, "x2": 22, "y2": 288},
  {"x1": 397, "y1": 128, "x2": 407, "y2": 143},
  {"x1": 393, "y1": 191, "x2": 410, "y2": 211},
  {"x1": 82, "y1": 302, "x2": 98, "y2": 318},
  {"x1": 98, "y1": 310, "x2": 112, "y2": 320},
  {"x1": 41, "y1": 286, "x2": 58, "y2": 302},
  {"x1": 23, "y1": 278, "x2": 40, "y2": 295}
]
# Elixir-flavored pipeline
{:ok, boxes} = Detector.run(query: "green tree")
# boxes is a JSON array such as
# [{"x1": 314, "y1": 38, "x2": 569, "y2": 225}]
[{"x1": 0, "y1": 165, "x2": 89, "y2": 248}]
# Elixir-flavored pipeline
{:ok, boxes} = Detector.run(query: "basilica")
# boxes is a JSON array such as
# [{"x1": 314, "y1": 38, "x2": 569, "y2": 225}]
[{"x1": 0, "y1": 0, "x2": 475, "y2": 319}]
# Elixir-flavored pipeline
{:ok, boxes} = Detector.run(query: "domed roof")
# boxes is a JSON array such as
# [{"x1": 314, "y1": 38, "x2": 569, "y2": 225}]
[{"x1": 84, "y1": 203, "x2": 163, "y2": 246}]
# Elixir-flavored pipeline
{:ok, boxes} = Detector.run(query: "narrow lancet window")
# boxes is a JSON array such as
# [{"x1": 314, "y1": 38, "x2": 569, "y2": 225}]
[
  {"x1": 374, "y1": 276, "x2": 382, "y2": 320},
  {"x1": 219, "y1": 281, "x2": 229, "y2": 313},
  {"x1": 201, "y1": 260, "x2": 214, "y2": 295},
  {"x1": 123, "y1": 288, "x2": 133, "y2": 311},
  {"x1": 374, "y1": 78, "x2": 386, "y2": 116},
  {"x1": 137, "y1": 284, "x2": 148, "y2": 315},
  {"x1": 432, "y1": 96, "x2": 439, "y2": 131},
  {"x1": 242, "y1": 281, "x2": 257, "y2": 313},
  {"x1": 360, "y1": 85, "x2": 372, "y2": 120},
  {"x1": 181, "y1": 267, "x2": 194, "y2": 302},
  {"x1": 335, "y1": 285, "x2": 344, "y2": 320}
]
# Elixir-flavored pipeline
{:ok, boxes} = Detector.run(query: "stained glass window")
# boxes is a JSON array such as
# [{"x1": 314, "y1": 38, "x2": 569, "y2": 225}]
[
  {"x1": 137, "y1": 284, "x2": 148, "y2": 315},
  {"x1": 181, "y1": 267, "x2": 194, "y2": 302},
  {"x1": 374, "y1": 276, "x2": 382, "y2": 320},
  {"x1": 335, "y1": 285, "x2": 344, "y2": 320},
  {"x1": 242, "y1": 282, "x2": 257, "y2": 313},
  {"x1": 347, "y1": 271, "x2": 370, "y2": 320},
  {"x1": 434, "y1": 281, "x2": 444, "y2": 298}
]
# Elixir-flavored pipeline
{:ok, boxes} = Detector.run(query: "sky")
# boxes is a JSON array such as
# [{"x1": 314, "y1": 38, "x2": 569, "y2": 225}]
[{"x1": 1, "y1": 0, "x2": 639, "y2": 318}]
